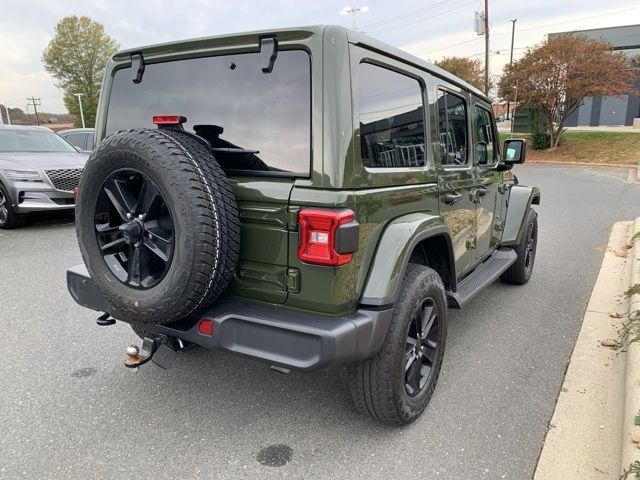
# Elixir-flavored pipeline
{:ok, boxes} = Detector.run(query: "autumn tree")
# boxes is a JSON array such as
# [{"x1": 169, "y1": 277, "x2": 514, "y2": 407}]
[
  {"x1": 498, "y1": 34, "x2": 637, "y2": 148},
  {"x1": 42, "y1": 16, "x2": 119, "y2": 127},
  {"x1": 435, "y1": 56, "x2": 485, "y2": 92}
]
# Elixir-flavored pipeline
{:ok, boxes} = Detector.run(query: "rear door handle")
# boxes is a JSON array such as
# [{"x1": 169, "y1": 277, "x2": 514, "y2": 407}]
[{"x1": 444, "y1": 192, "x2": 462, "y2": 205}]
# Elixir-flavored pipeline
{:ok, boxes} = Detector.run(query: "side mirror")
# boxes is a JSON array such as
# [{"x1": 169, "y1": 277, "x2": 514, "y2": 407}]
[{"x1": 503, "y1": 138, "x2": 526, "y2": 164}]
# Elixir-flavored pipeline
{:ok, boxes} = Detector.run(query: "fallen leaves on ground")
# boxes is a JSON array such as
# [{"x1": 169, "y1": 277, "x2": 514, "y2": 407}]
[
  {"x1": 600, "y1": 339, "x2": 621, "y2": 348},
  {"x1": 610, "y1": 312, "x2": 625, "y2": 319},
  {"x1": 626, "y1": 284, "x2": 640, "y2": 298}
]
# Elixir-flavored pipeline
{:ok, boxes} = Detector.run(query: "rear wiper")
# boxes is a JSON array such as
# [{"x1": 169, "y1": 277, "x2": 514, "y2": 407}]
[{"x1": 211, "y1": 148, "x2": 260, "y2": 154}]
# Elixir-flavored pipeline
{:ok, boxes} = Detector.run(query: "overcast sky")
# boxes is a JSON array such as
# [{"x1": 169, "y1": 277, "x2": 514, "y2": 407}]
[{"x1": 1, "y1": 0, "x2": 638, "y2": 114}]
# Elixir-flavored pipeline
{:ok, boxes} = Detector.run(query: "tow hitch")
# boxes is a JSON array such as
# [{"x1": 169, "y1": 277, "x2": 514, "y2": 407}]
[{"x1": 124, "y1": 334, "x2": 178, "y2": 370}]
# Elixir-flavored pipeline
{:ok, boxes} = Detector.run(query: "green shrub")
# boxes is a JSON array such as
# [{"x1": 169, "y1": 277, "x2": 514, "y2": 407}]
[{"x1": 530, "y1": 128, "x2": 551, "y2": 150}]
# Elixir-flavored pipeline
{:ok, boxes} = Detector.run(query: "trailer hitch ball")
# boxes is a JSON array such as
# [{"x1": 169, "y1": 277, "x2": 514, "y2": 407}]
[
  {"x1": 124, "y1": 334, "x2": 176, "y2": 370},
  {"x1": 126, "y1": 345, "x2": 140, "y2": 357}
]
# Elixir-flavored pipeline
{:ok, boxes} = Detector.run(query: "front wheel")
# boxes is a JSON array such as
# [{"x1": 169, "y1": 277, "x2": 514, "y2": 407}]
[
  {"x1": 348, "y1": 264, "x2": 447, "y2": 426},
  {"x1": 501, "y1": 208, "x2": 538, "y2": 285},
  {"x1": 0, "y1": 183, "x2": 22, "y2": 229}
]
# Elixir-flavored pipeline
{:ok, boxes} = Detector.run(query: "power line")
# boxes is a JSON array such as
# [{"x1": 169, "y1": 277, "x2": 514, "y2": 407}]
[
  {"x1": 491, "y1": 6, "x2": 640, "y2": 36},
  {"x1": 362, "y1": 0, "x2": 450, "y2": 29},
  {"x1": 412, "y1": 6, "x2": 640, "y2": 59},
  {"x1": 419, "y1": 37, "x2": 483, "y2": 56},
  {"x1": 367, "y1": 0, "x2": 478, "y2": 34}
]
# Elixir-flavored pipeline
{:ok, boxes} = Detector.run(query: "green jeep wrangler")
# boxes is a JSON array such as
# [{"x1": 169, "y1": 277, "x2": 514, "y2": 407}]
[{"x1": 67, "y1": 25, "x2": 540, "y2": 426}]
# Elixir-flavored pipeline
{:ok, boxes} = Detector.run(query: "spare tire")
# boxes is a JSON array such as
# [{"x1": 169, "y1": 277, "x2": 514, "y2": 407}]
[{"x1": 76, "y1": 128, "x2": 240, "y2": 325}]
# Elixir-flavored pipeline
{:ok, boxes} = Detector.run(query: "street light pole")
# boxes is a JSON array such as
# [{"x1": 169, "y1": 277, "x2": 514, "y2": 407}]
[
  {"x1": 75, "y1": 93, "x2": 85, "y2": 128},
  {"x1": 5, "y1": 104, "x2": 11, "y2": 125},
  {"x1": 483, "y1": 0, "x2": 490, "y2": 95},
  {"x1": 506, "y1": 19, "x2": 517, "y2": 120},
  {"x1": 339, "y1": 6, "x2": 369, "y2": 30}
]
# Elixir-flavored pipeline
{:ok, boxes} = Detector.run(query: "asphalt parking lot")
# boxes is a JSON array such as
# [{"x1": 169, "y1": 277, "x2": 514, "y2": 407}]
[{"x1": 1, "y1": 164, "x2": 639, "y2": 479}]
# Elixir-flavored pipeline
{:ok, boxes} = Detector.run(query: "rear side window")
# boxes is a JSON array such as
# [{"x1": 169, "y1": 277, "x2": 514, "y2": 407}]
[
  {"x1": 472, "y1": 105, "x2": 496, "y2": 165},
  {"x1": 63, "y1": 133, "x2": 86, "y2": 150},
  {"x1": 437, "y1": 90, "x2": 468, "y2": 167},
  {"x1": 358, "y1": 63, "x2": 425, "y2": 168},
  {"x1": 106, "y1": 50, "x2": 311, "y2": 176}
]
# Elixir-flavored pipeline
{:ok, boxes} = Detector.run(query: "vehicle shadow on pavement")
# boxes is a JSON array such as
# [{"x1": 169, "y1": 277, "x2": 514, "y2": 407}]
[
  {"x1": 20, "y1": 210, "x2": 75, "y2": 228},
  {"x1": 127, "y1": 344, "x2": 398, "y2": 431}
]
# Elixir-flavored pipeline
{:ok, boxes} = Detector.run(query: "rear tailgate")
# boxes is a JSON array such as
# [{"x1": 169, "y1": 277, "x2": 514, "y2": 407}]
[{"x1": 227, "y1": 178, "x2": 295, "y2": 304}]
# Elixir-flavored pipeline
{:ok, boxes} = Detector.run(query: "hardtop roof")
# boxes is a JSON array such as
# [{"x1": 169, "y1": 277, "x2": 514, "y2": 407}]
[{"x1": 110, "y1": 25, "x2": 489, "y2": 102}]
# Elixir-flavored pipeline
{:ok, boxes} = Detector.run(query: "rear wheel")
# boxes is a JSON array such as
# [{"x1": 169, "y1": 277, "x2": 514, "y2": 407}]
[
  {"x1": 501, "y1": 208, "x2": 538, "y2": 285},
  {"x1": 348, "y1": 264, "x2": 447, "y2": 426},
  {"x1": 0, "y1": 183, "x2": 22, "y2": 229}
]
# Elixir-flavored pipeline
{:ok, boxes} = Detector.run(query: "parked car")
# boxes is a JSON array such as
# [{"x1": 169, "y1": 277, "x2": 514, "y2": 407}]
[
  {"x1": 0, "y1": 124, "x2": 88, "y2": 228},
  {"x1": 67, "y1": 26, "x2": 539, "y2": 425},
  {"x1": 57, "y1": 128, "x2": 95, "y2": 153}
]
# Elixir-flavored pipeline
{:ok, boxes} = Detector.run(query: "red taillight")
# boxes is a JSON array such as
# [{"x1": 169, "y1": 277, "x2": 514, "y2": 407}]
[
  {"x1": 298, "y1": 208, "x2": 354, "y2": 266},
  {"x1": 198, "y1": 319, "x2": 213, "y2": 336},
  {"x1": 152, "y1": 115, "x2": 186, "y2": 125}
]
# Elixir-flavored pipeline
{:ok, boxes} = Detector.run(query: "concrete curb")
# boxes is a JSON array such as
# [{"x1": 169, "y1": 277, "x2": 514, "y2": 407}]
[
  {"x1": 534, "y1": 222, "x2": 631, "y2": 479},
  {"x1": 526, "y1": 160, "x2": 634, "y2": 169},
  {"x1": 621, "y1": 217, "x2": 640, "y2": 471}
]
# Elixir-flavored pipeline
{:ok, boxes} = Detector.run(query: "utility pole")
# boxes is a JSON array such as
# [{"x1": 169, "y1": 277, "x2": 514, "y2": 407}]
[
  {"x1": 5, "y1": 104, "x2": 11, "y2": 125},
  {"x1": 483, "y1": 0, "x2": 489, "y2": 95},
  {"x1": 506, "y1": 19, "x2": 517, "y2": 120},
  {"x1": 75, "y1": 93, "x2": 86, "y2": 128},
  {"x1": 28, "y1": 97, "x2": 41, "y2": 126}
]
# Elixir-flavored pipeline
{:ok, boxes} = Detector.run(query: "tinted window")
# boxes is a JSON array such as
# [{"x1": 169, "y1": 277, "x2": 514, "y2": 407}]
[
  {"x1": 359, "y1": 63, "x2": 425, "y2": 168},
  {"x1": 0, "y1": 129, "x2": 77, "y2": 153},
  {"x1": 472, "y1": 105, "x2": 496, "y2": 165},
  {"x1": 106, "y1": 50, "x2": 311, "y2": 175},
  {"x1": 437, "y1": 90, "x2": 468, "y2": 167},
  {"x1": 63, "y1": 133, "x2": 86, "y2": 150}
]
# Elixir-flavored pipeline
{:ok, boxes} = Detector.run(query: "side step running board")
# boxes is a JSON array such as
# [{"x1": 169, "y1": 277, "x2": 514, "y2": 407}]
[{"x1": 446, "y1": 248, "x2": 517, "y2": 309}]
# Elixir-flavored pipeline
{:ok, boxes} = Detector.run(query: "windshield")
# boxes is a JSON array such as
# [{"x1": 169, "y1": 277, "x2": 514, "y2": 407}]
[
  {"x1": 106, "y1": 49, "x2": 311, "y2": 176},
  {"x1": 0, "y1": 129, "x2": 77, "y2": 153}
]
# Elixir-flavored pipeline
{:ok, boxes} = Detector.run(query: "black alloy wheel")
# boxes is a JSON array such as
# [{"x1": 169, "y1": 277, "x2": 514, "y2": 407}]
[
  {"x1": 348, "y1": 264, "x2": 447, "y2": 425},
  {"x1": 524, "y1": 218, "x2": 537, "y2": 272},
  {"x1": 94, "y1": 169, "x2": 174, "y2": 289},
  {"x1": 500, "y1": 208, "x2": 538, "y2": 285},
  {"x1": 404, "y1": 298, "x2": 440, "y2": 397}
]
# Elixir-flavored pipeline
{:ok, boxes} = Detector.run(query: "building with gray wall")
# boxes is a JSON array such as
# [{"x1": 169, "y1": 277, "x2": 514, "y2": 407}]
[{"x1": 549, "y1": 24, "x2": 639, "y2": 127}]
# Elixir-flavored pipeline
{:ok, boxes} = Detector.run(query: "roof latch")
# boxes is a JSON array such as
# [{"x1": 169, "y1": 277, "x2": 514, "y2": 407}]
[
  {"x1": 131, "y1": 53, "x2": 145, "y2": 84},
  {"x1": 259, "y1": 36, "x2": 278, "y2": 74}
]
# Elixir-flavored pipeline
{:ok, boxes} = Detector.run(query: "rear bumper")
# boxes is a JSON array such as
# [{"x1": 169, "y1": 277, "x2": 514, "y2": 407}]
[{"x1": 67, "y1": 265, "x2": 393, "y2": 372}]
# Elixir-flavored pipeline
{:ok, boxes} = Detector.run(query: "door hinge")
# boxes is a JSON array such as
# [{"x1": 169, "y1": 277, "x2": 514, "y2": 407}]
[
  {"x1": 494, "y1": 218, "x2": 505, "y2": 232},
  {"x1": 498, "y1": 183, "x2": 509, "y2": 195},
  {"x1": 287, "y1": 206, "x2": 300, "y2": 230},
  {"x1": 286, "y1": 268, "x2": 300, "y2": 293}
]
